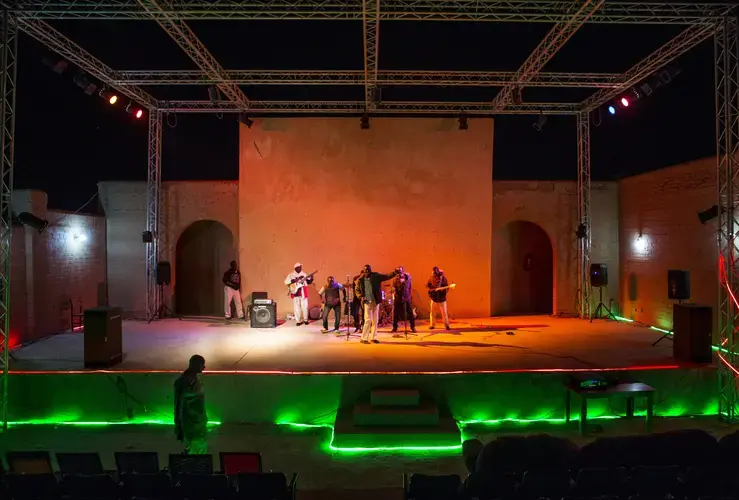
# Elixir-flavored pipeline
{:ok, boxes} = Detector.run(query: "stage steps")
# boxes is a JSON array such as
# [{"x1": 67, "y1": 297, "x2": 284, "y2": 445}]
[{"x1": 332, "y1": 388, "x2": 460, "y2": 450}]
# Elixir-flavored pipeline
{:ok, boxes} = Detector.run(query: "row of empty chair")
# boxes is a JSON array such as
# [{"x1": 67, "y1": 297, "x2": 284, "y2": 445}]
[
  {"x1": 407, "y1": 465, "x2": 739, "y2": 500},
  {"x1": 1, "y1": 451, "x2": 296, "y2": 500}
]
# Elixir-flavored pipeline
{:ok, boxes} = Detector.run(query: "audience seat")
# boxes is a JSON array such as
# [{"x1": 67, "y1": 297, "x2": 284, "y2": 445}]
[
  {"x1": 6, "y1": 473, "x2": 58, "y2": 500},
  {"x1": 520, "y1": 468, "x2": 573, "y2": 499},
  {"x1": 235, "y1": 472, "x2": 297, "y2": 500},
  {"x1": 65, "y1": 473, "x2": 119, "y2": 500},
  {"x1": 573, "y1": 466, "x2": 628, "y2": 497},
  {"x1": 56, "y1": 453, "x2": 105, "y2": 476},
  {"x1": 179, "y1": 473, "x2": 232, "y2": 500},
  {"x1": 121, "y1": 471, "x2": 172, "y2": 500},
  {"x1": 219, "y1": 453, "x2": 262, "y2": 475},
  {"x1": 404, "y1": 473, "x2": 461, "y2": 500},
  {"x1": 5, "y1": 452, "x2": 53, "y2": 475}
]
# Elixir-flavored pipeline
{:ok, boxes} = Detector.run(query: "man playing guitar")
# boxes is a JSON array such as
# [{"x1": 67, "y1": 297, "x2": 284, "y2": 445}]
[
  {"x1": 427, "y1": 266, "x2": 453, "y2": 330},
  {"x1": 284, "y1": 263, "x2": 315, "y2": 326}
]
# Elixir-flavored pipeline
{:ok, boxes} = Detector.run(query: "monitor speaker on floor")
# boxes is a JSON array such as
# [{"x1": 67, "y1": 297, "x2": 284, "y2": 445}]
[
  {"x1": 668, "y1": 270, "x2": 690, "y2": 300},
  {"x1": 590, "y1": 263, "x2": 608, "y2": 288},
  {"x1": 673, "y1": 303, "x2": 712, "y2": 364},
  {"x1": 250, "y1": 303, "x2": 277, "y2": 328},
  {"x1": 84, "y1": 306, "x2": 123, "y2": 368}
]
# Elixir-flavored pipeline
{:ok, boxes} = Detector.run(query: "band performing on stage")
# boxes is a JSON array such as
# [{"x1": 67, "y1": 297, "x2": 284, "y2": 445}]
[{"x1": 222, "y1": 260, "x2": 455, "y2": 340}]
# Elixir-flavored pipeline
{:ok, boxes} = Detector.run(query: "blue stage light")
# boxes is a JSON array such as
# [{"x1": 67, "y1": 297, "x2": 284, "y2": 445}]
[{"x1": 608, "y1": 105, "x2": 616, "y2": 115}]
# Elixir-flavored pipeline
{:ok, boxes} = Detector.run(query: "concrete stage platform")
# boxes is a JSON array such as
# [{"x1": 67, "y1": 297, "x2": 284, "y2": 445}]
[{"x1": 10, "y1": 315, "x2": 678, "y2": 374}]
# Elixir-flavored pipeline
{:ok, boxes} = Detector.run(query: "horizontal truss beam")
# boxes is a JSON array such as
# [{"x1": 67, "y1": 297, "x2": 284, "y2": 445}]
[
  {"x1": 16, "y1": 18, "x2": 158, "y2": 109},
  {"x1": 115, "y1": 69, "x2": 624, "y2": 88},
  {"x1": 580, "y1": 21, "x2": 717, "y2": 112},
  {"x1": 2, "y1": 1, "x2": 732, "y2": 23},
  {"x1": 158, "y1": 99, "x2": 579, "y2": 114}
]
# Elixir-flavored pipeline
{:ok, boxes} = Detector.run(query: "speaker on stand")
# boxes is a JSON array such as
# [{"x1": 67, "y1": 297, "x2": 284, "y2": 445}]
[
  {"x1": 148, "y1": 262, "x2": 182, "y2": 324},
  {"x1": 590, "y1": 263, "x2": 616, "y2": 322},
  {"x1": 653, "y1": 270, "x2": 691, "y2": 346}
]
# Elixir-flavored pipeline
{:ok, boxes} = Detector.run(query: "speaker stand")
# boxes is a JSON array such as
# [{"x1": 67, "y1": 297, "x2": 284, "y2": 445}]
[
  {"x1": 652, "y1": 300, "x2": 679, "y2": 346},
  {"x1": 148, "y1": 284, "x2": 181, "y2": 324},
  {"x1": 590, "y1": 287, "x2": 616, "y2": 322}
]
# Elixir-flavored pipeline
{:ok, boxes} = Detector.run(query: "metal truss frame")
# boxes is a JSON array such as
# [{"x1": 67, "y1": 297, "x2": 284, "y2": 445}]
[
  {"x1": 490, "y1": 0, "x2": 603, "y2": 112},
  {"x1": 0, "y1": 0, "x2": 737, "y2": 426},
  {"x1": 145, "y1": 111, "x2": 163, "y2": 321},
  {"x1": 715, "y1": 15, "x2": 739, "y2": 422},
  {"x1": 114, "y1": 69, "x2": 625, "y2": 88},
  {"x1": 135, "y1": 0, "x2": 250, "y2": 111},
  {"x1": 362, "y1": 0, "x2": 380, "y2": 111},
  {"x1": 576, "y1": 111, "x2": 590, "y2": 320},
  {"x1": 2, "y1": 1, "x2": 733, "y2": 23},
  {"x1": 158, "y1": 99, "x2": 580, "y2": 114},
  {"x1": 0, "y1": 9, "x2": 15, "y2": 432}
]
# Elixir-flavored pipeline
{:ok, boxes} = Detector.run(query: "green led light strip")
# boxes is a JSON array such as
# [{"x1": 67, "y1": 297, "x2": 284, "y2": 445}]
[
  {"x1": 614, "y1": 315, "x2": 730, "y2": 355},
  {"x1": 6, "y1": 419, "x2": 222, "y2": 427}
]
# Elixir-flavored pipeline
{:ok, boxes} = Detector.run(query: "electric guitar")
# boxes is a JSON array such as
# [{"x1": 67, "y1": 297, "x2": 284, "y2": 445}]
[
  {"x1": 287, "y1": 270, "x2": 318, "y2": 296},
  {"x1": 431, "y1": 283, "x2": 457, "y2": 292}
]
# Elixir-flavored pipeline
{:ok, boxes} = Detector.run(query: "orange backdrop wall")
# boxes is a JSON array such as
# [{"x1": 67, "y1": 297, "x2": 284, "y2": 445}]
[{"x1": 238, "y1": 117, "x2": 494, "y2": 318}]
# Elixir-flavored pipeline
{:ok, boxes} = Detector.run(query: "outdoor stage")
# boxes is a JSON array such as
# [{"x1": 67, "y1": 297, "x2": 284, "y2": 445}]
[
  {"x1": 5, "y1": 316, "x2": 718, "y2": 436},
  {"x1": 11, "y1": 315, "x2": 678, "y2": 373}
]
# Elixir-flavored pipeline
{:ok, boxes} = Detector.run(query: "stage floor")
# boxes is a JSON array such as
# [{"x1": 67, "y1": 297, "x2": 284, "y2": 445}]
[{"x1": 9, "y1": 315, "x2": 679, "y2": 374}]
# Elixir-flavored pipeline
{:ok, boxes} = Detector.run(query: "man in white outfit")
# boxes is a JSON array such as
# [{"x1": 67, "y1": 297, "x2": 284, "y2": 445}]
[
  {"x1": 222, "y1": 261, "x2": 244, "y2": 321},
  {"x1": 284, "y1": 263, "x2": 314, "y2": 326}
]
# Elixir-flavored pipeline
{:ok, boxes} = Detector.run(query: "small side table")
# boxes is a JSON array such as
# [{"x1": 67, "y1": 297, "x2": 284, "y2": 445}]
[{"x1": 565, "y1": 381, "x2": 655, "y2": 435}]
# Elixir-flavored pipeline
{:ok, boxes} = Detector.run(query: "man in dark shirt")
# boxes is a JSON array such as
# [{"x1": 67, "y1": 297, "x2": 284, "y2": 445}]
[
  {"x1": 354, "y1": 264, "x2": 398, "y2": 344},
  {"x1": 174, "y1": 355, "x2": 208, "y2": 454},
  {"x1": 222, "y1": 261, "x2": 244, "y2": 321},
  {"x1": 351, "y1": 272, "x2": 364, "y2": 332},
  {"x1": 319, "y1": 276, "x2": 345, "y2": 333},
  {"x1": 392, "y1": 266, "x2": 417, "y2": 333}
]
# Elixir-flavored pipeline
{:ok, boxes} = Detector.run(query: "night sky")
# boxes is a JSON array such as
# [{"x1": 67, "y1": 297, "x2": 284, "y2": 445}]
[{"x1": 14, "y1": 19, "x2": 716, "y2": 211}]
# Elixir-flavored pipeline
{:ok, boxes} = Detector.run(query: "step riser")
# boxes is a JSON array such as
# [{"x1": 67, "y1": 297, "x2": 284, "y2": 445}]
[
  {"x1": 370, "y1": 389, "x2": 420, "y2": 407},
  {"x1": 353, "y1": 414, "x2": 440, "y2": 426}
]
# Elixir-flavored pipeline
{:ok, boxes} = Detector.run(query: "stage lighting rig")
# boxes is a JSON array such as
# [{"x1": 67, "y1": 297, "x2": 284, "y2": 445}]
[
  {"x1": 99, "y1": 89, "x2": 118, "y2": 105},
  {"x1": 73, "y1": 73, "x2": 97, "y2": 96},
  {"x1": 238, "y1": 113, "x2": 253, "y2": 129},
  {"x1": 607, "y1": 63, "x2": 682, "y2": 117},
  {"x1": 126, "y1": 103, "x2": 144, "y2": 119}
]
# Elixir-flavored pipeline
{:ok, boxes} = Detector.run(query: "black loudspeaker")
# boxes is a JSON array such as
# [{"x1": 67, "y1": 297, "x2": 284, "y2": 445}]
[
  {"x1": 84, "y1": 306, "x2": 123, "y2": 368},
  {"x1": 590, "y1": 263, "x2": 608, "y2": 288},
  {"x1": 250, "y1": 303, "x2": 277, "y2": 328},
  {"x1": 156, "y1": 262, "x2": 171, "y2": 286},
  {"x1": 668, "y1": 270, "x2": 690, "y2": 300},
  {"x1": 673, "y1": 303, "x2": 712, "y2": 364}
]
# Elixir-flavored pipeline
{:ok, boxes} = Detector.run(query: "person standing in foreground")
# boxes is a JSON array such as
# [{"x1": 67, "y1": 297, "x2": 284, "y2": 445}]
[
  {"x1": 319, "y1": 276, "x2": 345, "y2": 333},
  {"x1": 174, "y1": 355, "x2": 208, "y2": 455},
  {"x1": 223, "y1": 261, "x2": 244, "y2": 321},
  {"x1": 285, "y1": 263, "x2": 314, "y2": 325},
  {"x1": 391, "y1": 266, "x2": 416, "y2": 333},
  {"x1": 354, "y1": 265, "x2": 398, "y2": 344},
  {"x1": 427, "y1": 266, "x2": 451, "y2": 330}
]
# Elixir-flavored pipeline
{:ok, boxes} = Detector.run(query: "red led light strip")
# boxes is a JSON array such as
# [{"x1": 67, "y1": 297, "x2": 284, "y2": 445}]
[{"x1": 8, "y1": 364, "x2": 680, "y2": 376}]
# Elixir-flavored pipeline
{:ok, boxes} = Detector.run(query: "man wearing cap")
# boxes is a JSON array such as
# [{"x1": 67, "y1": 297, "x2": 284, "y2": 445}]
[{"x1": 285, "y1": 263, "x2": 314, "y2": 326}]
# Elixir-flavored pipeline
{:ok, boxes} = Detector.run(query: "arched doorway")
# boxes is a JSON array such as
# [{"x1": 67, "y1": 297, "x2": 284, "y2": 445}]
[
  {"x1": 506, "y1": 220, "x2": 554, "y2": 315},
  {"x1": 175, "y1": 220, "x2": 235, "y2": 316}
]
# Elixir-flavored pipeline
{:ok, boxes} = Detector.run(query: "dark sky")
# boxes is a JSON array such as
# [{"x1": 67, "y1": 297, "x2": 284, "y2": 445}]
[{"x1": 14, "y1": 19, "x2": 716, "y2": 211}]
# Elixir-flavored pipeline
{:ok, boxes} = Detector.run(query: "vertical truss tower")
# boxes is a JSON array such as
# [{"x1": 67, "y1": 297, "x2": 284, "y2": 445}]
[
  {"x1": 716, "y1": 14, "x2": 739, "y2": 422},
  {"x1": 0, "y1": 8, "x2": 15, "y2": 431}
]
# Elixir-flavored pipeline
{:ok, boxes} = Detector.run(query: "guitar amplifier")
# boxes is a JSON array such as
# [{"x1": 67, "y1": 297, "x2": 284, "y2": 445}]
[
  {"x1": 251, "y1": 303, "x2": 277, "y2": 328},
  {"x1": 254, "y1": 299, "x2": 273, "y2": 305},
  {"x1": 84, "y1": 306, "x2": 123, "y2": 368}
]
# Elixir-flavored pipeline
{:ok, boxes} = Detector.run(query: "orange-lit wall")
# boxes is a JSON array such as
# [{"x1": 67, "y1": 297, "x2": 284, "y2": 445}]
[
  {"x1": 618, "y1": 157, "x2": 716, "y2": 332},
  {"x1": 238, "y1": 117, "x2": 494, "y2": 318}
]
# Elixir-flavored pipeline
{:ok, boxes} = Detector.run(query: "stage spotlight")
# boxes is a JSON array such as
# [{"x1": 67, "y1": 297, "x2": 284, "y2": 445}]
[
  {"x1": 532, "y1": 114, "x2": 547, "y2": 132},
  {"x1": 42, "y1": 57, "x2": 68, "y2": 75},
  {"x1": 360, "y1": 115, "x2": 370, "y2": 130},
  {"x1": 698, "y1": 205, "x2": 720, "y2": 224},
  {"x1": 608, "y1": 105, "x2": 616, "y2": 115},
  {"x1": 126, "y1": 103, "x2": 144, "y2": 119},
  {"x1": 458, "y1": 116, "x2": 468, "y2": 130},
  {"x1": 620, "y1": 97, "x2": 630, "y2": 107},
  {"x1": 208, "y1": 86, "x2": 220, "y2": 103},
  {"x1": 238, "y1": 113, "x2": 253, "y2": 129},
  {"x1": 99, "y1": 89, "x2": 118, "y2": 105},
  {"x1": 73, "y1": 73, "x2": 97, "y2": 96},
  {"x1": 16, "y1": 212, "x2": 49, "y2": 233}
]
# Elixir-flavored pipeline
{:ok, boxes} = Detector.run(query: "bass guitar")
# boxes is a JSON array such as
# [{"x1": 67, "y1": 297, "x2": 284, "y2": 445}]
[
  {"x1": 432, "y1": 283, "x2": 456, "y2": 292},
  {"x1": 287, "y1": 270, "x2": 319, "y2": 296}
]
